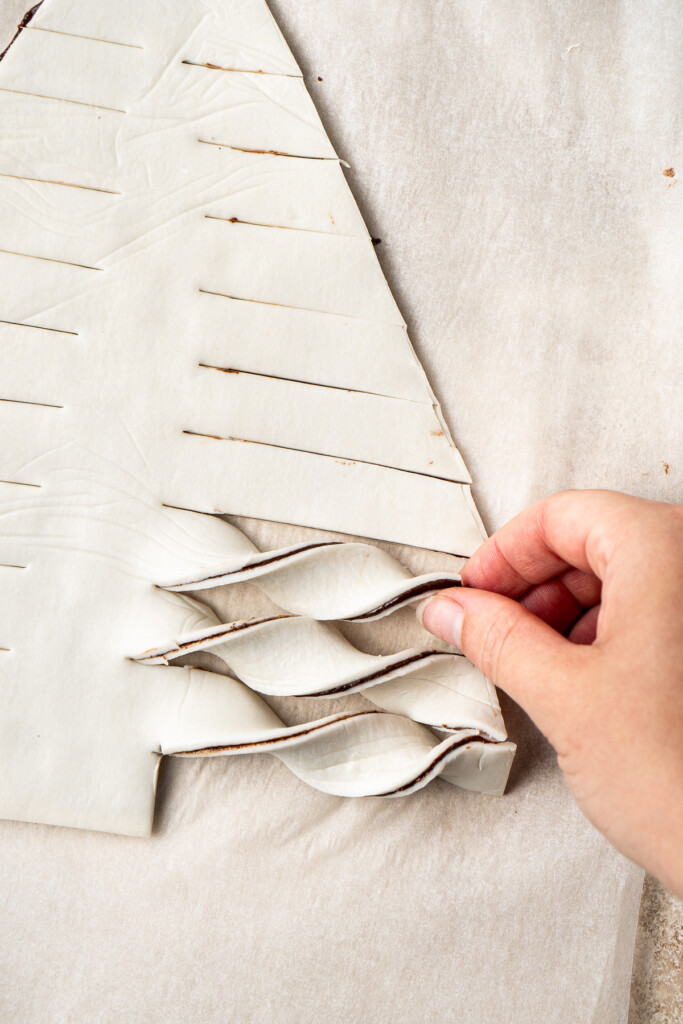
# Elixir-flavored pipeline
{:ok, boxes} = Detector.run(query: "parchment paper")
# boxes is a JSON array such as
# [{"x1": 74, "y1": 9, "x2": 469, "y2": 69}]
[{"x1": 0, "y1": 1, "x2": 680, "y2": 1021}]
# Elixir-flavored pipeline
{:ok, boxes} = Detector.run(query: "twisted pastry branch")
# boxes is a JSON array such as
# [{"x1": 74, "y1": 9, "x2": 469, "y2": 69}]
[
  {"x1": 134, "y1": 613, "x2": 507, "y2": 739},
  {"x1": 159, "y1": 539, "x2": 462, "y2": 621},
  {"x1": 161, "y1": 670, "x2": 516, "y2": 798},
  {"x1": 152, "y1": 524, "x2": 514, "y2": 797}
]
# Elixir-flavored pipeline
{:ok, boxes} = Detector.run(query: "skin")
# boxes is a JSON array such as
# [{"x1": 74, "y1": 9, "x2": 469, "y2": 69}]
[{"x1": 418, "y1": 490, "x2": 683, "y2": 898}]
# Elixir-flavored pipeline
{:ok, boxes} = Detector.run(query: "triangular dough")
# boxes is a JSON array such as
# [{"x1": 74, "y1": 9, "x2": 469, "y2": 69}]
[{"x1": 0, "y1": 0, "x2": 513, "y2": 835}]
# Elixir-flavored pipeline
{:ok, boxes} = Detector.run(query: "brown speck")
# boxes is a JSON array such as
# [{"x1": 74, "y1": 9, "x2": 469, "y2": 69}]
[
  {"x1": 663, "y1": 462, "x2": 669, "y2": 475},
  {"x1": 428, "y1": 460, "x2": 434, "y2": 465},
  {"x1": 430, "y1": 429, "x2": 444, "y2": 437},
  {"x1": 663, "y1": 168, "x2": 675, "y2": 177},
  {"x1": 198, "y1": 362, "x2": 240, "y2": 375},
  {"x1": 184, "y1": 430, "x2": 224, "y2": 441},
  {"x1": 317, "y1": 76, "x2": 323, "y2": 82},
  {"x1": 372, "y1": 237, "x2": 382, "y2": 246}
]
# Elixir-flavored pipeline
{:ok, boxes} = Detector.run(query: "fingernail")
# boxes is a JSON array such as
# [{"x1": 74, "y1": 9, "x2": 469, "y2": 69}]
[{"x1": 417, "y1": 595, "x2": 463, "y2": 648}]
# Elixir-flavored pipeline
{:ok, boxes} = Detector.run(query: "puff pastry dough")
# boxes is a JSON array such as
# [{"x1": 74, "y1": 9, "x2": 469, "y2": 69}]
[{"x1": 0, "y1": 0, "x2": 513, "y2": 835}]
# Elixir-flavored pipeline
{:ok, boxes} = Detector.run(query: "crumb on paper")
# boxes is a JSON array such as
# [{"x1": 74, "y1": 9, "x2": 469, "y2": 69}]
[
  {"x1": 372, "y1": 237, "x2": 382, "y2": 246},
  {"x1": 663, "y1": 462, "x2": 669, "y2": 475},
  {"x1": 663, "y1": 168, "x2": 675, "y2": 177}
]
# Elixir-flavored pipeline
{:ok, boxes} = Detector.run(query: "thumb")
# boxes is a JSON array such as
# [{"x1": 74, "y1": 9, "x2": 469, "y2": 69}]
[{"x1": 418, "y1": 588, "x2": 592, "y2": 742}]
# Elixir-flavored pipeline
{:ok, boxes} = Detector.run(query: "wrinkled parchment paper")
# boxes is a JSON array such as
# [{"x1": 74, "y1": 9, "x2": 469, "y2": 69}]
[{"x1": 0, "y1": 1, "x2": 680, "y2": 1021}]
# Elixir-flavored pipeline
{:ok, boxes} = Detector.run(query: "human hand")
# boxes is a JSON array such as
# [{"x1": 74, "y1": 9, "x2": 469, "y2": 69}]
[{"x1": 418, "y1": 490, "x2": 683, "y2": 898}]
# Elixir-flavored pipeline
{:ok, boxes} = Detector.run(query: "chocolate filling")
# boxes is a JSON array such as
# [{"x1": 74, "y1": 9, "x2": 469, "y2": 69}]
[
  {"x1": 311, "y1": 649, "x2": 453, "y2": 696},
  {"x1": 0, "y1": 1, "x2": 43, "y2": 63},
  {"x1": 136, "y1": 615, "x2": 289, "y2": 661},
  {"x1": 174, "y1": 710, "x2": 378, "y2": 755},
  {"x1": 349, "y1": 577, "x2": 462, "y2": 620},
  {"x1": 164, "y1": 541, "x2": 340, "y2": 588},
  {"x1": 382, "y1": 734, "x2": 494, "y2": 795}
]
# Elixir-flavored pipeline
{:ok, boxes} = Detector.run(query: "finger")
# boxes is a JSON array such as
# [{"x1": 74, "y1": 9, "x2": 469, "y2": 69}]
[
  {"x1": 567, "y1": 604, "x2": 601, "y2": 646},
  {"x1": 419, "y1": 588, "x2": 593, "y2": 740},
  {"x1": 559, "y1": 566, "x2": 603, "y2": 607},
  {"x1": 520, "y1": 568, "x2": 602, "y2": 634},
  {"x1": 520, "y1": 579, "x2": 584, "y2": 634},
  {"x1": 461, "y1": 489, "x2": 652, "y2": 596}
]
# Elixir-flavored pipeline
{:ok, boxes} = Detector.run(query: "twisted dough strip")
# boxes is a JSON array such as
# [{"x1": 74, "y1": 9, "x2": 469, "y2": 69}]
[
  {"x1": 152, "y1": 525, "x2": 514, "y2": 796},
  {"x1": 161, "y1": 669, "x2": 515, "y2": 797},
  {"x1": 134, "y1": 613, "x2": 507, "y2": 740},
  {"x1": 159, "y1": 538, "x2": 462, "y2": 621}
]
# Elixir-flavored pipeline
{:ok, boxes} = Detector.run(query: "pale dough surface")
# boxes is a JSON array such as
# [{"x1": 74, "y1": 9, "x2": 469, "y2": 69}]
[
  {"x1": 0, "y1": 0, "x2": 681, "y2": 1021},
  {"x1": 0, "y1": 0, "x2": 510, "y2": 835}
]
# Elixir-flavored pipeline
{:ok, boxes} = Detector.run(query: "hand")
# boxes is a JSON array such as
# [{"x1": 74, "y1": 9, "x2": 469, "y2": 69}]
[{"x1": 419, "y1": 490, "x2": 683, "y2": 897}]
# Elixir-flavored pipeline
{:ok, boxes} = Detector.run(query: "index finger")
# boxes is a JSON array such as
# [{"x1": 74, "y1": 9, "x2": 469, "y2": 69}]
[{"x1": 461, "y1": 489, "x2": 645, "y2": 597}]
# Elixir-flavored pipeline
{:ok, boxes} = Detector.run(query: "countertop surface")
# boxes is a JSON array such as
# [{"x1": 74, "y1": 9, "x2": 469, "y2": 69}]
[{"x1": 630, "y1": 878, "x2": 683, "y2": 1024}]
